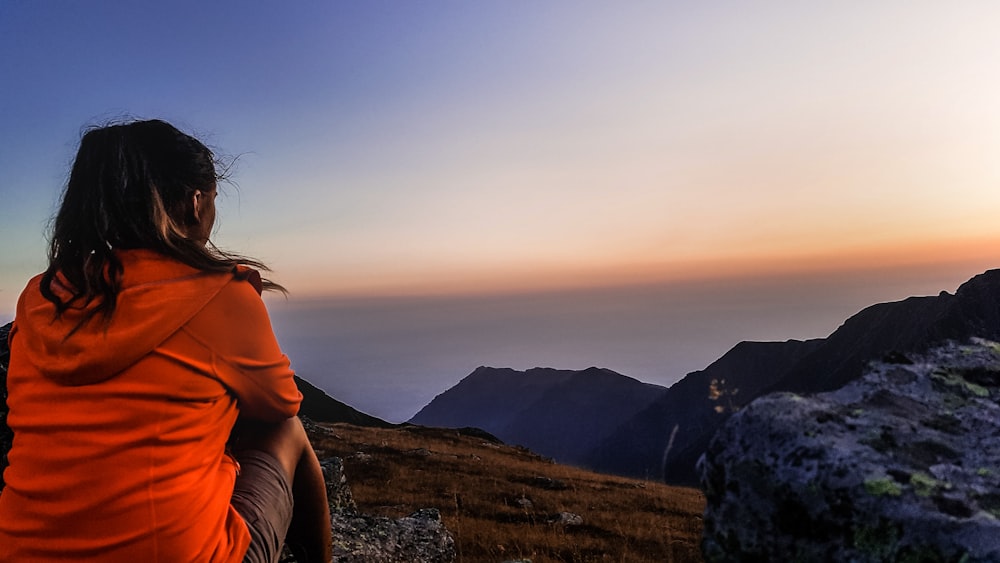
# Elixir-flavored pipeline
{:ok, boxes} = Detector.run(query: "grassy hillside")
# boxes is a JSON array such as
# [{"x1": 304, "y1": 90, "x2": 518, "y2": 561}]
[{"x1": 310, "y1": 422, "x2": 705, "y2": 562}]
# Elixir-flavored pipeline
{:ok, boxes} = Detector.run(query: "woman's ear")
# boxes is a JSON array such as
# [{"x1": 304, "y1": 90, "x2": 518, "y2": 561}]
[
  {"x1": 182, "y1": 188, "x2": 216, "y2": 244},
  {"x1": 189, "y1": 190, "x2": 205, "y2": 224}
]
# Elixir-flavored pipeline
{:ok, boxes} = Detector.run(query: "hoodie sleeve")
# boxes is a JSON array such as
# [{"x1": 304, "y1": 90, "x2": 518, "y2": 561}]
[{"x1": 181, "y1": 275, "x2": 302, "y2": 421}]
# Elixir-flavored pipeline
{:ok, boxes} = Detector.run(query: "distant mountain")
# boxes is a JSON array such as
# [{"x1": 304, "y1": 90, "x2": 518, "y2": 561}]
[
  {"x1": 295, "y1": 375, "x2": 393, "y2": 428},
  {"x1": 773, "y1": 270, "x2": 1000, "y2": 394},
  {"x1": 590, "y1": 268, "x2": 1000, "y2": 484},
  {"x1": 583, "y1": 339, "x2": 822, "y2": 481},
  {"x1": 406, "y1": 269, "x2": 1000, "y2": 485},
  {"x1": 409, "y1": 366, "x2": 668, "y2": 466}
]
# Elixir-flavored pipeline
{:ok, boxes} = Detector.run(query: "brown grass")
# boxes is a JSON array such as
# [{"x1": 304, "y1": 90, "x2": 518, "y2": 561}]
[{"x1": 311, "y1": 423, "x2": 705, "y2": 563}]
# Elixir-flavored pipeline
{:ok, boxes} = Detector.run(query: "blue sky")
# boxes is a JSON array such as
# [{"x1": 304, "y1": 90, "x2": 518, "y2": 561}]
[
  {"x1": 5, "y1": 1, "x2": 1000, "y2": 315},
  {"x1": 4, "y1": 2, "x2": 1000, "y2": 419}
]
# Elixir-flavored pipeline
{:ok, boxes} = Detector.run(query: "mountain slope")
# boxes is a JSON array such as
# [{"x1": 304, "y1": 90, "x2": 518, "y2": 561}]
[
  {"x1": 583, "y1": 339, "x2": 822, "y2": 481},
  {"x1": 776, "y1": 269, "x2": 1000, "y2": 394},
  {"x1": 409, "y1": 366, "x2": 668, "y2": 466},
  {"x1": 313, "y1": 421, "x2": 705, "y2": 562},
  {"x1": 295, "y1": 375, "x2": 393, "y2": 428}
]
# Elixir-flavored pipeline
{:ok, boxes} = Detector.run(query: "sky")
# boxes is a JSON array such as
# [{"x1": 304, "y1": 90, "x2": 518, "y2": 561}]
[{"x1": 3, "y1": 2, "x2": 1000, "y2": 421}]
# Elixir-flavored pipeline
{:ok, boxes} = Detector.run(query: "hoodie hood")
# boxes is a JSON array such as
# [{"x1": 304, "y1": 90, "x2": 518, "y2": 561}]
[{"x1": 12, "y1": 249, "x2": 259, "y2": 386}]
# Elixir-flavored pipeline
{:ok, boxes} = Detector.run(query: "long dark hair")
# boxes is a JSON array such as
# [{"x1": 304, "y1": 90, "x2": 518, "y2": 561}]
[{"x1": 42, "y1": 119, "x2": 283, "y2": 324}]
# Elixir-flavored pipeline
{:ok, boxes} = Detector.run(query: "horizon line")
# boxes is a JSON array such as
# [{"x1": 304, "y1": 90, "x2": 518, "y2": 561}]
[{"x1": 268, "y1": 237, "x2": 1000, "y2": 303}]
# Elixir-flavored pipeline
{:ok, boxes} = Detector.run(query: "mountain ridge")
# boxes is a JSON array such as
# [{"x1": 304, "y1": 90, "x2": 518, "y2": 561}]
[
  {"x1": 610, "y1": 267, "x2": 1000, "y2": 484},
  {"x1": 410, "y1": 268, "x2": 1000, "y2": 485},
  {"x1": 409, "y1": 366, "x2": 668, "y2": 466},
  {"x1": 584, "y1": 338, "x2": 823, "y2": 481}
]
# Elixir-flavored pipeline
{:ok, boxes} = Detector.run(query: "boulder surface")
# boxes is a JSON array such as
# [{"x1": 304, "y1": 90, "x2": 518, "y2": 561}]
[{"x1": 700, "y1": 339, "x2": 1000, "y2": 562}]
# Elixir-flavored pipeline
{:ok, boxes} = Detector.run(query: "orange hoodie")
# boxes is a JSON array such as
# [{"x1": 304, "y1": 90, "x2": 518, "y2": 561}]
[{"x1": 0, "y1": 249, "x2": 302, "y2": 562}]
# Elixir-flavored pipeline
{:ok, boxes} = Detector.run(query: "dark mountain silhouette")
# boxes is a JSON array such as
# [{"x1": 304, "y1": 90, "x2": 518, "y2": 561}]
[
  {"x1": 589, "y1": 268, "x2": 1000, "y2": 484},
  {"x1": 582, "y1": 339, "x2": 822, "y2": 481},
  {"x1": 294, "y1": 375, "x2": 393, "y2": 428},
  {"x1": 774, "y1": 269, "x2": 1000, "y2": 393},
  {"x1": 409, "y1": 366, "x2": 668, "y2": 466},
  {"x1": 404, "y1": 269, "x2": 1000, "y2": 485}
]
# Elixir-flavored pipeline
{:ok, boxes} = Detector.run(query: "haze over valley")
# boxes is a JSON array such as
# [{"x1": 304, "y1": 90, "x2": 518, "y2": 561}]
[{"x1": 267, "y1": 260, "x2": 991, "y2": 423}]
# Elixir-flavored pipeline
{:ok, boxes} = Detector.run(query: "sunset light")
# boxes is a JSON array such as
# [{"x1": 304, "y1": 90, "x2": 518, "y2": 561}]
[{"x1": 3, "y1": 2, "x2": 1000, "y2": 420}]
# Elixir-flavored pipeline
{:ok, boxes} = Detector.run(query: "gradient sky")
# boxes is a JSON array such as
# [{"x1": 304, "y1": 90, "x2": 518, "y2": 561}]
[{"x1": 3, "y1": 3, "x2": 1000, "y2": 419}]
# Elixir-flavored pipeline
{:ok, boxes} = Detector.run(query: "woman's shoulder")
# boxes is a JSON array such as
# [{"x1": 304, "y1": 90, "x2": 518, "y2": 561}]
[
  {"x1": 232, "y1": 265, "x2": 263, "y2": 295},
  {"x1": 117, "y1": 249, "x2": 260, "y2": 292}
]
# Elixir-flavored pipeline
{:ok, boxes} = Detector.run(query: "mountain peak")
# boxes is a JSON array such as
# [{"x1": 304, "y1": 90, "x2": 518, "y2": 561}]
[
  {"x1": 409, "y1": 366, "x2": 668, "y2": 466},
  {"x1": 586, "y1": 267, "x2": 1000, "y2": 484}
]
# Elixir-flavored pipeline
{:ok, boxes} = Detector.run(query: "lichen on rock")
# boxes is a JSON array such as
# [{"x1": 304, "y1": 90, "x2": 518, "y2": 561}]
[{"x1": 700, "y1": 338, "x2": 1000, "y2": 562}]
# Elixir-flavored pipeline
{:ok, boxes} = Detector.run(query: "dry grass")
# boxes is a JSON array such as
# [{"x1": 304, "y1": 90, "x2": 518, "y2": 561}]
[{"x1": 311, "y1": 423, "x2": 705, "y2": 563}]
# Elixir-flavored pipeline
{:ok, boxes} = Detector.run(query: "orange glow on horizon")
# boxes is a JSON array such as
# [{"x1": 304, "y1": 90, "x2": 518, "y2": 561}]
[{"x1": 276, "y1": 233, "x2": 1000, "y2": 300}]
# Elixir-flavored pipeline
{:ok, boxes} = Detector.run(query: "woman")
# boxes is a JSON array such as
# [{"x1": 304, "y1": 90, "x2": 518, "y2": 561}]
[{"x1": 0, "y1": 119, "x2": 332, "y2": 562}]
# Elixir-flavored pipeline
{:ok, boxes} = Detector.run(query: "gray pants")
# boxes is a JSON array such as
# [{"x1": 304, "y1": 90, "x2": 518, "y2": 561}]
[{"x1": 230, "y1": 450, "x2": 294, "y2": 563}]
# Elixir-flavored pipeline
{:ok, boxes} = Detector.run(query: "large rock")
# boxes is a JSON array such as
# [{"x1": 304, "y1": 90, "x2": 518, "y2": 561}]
[{"x1": 700, "y1": 339, "x2": 1000, "y2": 562}]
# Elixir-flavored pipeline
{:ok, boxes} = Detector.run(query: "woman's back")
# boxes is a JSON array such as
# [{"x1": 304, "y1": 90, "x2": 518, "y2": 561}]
[
  {"x1": 0, "y1": 119, "x2": 330, "y2": 563},
  {"x1": 0, "y1": 250, "x2": 300, "y2": 562}
]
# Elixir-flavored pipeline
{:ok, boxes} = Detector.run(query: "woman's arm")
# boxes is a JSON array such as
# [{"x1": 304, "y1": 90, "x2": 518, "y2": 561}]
[{"x1": 182, "y1": 275, "x2": 302, "y2": 421}]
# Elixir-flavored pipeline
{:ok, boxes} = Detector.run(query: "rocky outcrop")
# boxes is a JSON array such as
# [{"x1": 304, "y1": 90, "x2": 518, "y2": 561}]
[
  {"x1": 700, "y1": 339, "x2": 1000, "y2": 562},
  {"x1": 310, "y1": 456, "x2": 455, "y2": 563},
  {"x1": 0, "y1": 322, "x2": 455, "y2": 563}
]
